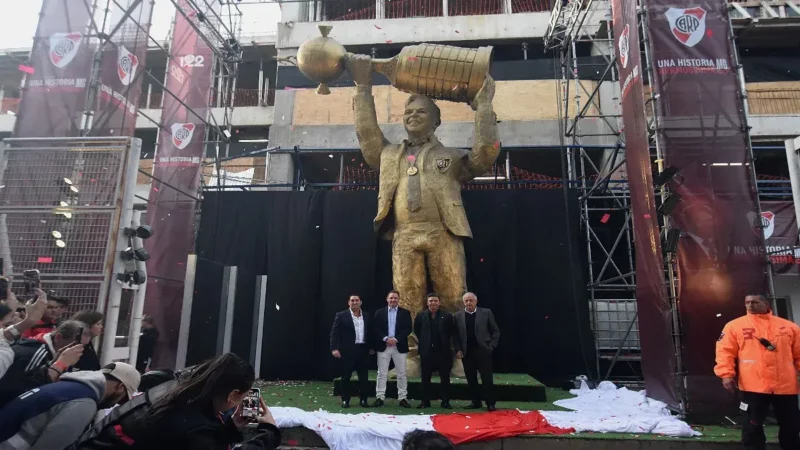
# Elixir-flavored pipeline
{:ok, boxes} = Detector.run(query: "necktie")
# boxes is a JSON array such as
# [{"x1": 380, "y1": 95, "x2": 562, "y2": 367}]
[{"x1": 407, "y1": 144, "x2": 422, "y2": 212}]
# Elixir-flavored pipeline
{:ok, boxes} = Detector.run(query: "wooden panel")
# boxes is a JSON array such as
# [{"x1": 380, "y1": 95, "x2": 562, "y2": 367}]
[{"x1": 291, "y1": 80, "x2": 599, "y2": 125}]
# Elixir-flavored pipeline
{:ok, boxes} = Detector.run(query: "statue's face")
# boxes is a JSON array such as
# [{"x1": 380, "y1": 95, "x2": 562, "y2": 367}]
[{"x1": 403, "y1": 98, "x2": 435, "y2": 135}]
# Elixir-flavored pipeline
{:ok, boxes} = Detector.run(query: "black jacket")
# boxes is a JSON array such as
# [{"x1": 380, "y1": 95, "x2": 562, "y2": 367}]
[
  {"x1": 136, "y1": 327, "x2": 159, "y2": 373},
  {"x1": 454, "y1": 307, "x2": 501, "y2": 357},
  {"x1": 330, "y1": 309, "x2": 371, "y2": 354},
  {"x1": 414, "y1": 309, "x2": 455, "y2": 359},
  {"x1": 373, "y1": 306, "x2": 412, "y2": 353},
  {"x1": 0, "y1": 338, "x2": 55, "y2": 407},
  {"x1": 75, "y1": 344, "x2": 101, "y2": 371},
  {"x1": 130, "y1": 402, "x2": 280, "y2": 450}
]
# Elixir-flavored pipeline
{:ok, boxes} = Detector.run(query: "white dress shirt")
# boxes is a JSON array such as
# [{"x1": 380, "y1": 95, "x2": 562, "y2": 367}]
[
  {"x1": 351, "y1": 310, "x2": 365, "y2": 344},
  {"x1": 385, "y1": 307, "x2": 397, "y2": 341}
]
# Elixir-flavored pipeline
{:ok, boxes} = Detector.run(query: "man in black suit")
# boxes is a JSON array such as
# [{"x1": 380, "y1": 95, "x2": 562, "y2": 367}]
[
  {"x1": 454, "y1": 292, "x2": 500, "y2": 411},
  {"x1": 330, "y1": 295, "x2": 373, "y2": 408},
  {"x1": 372, "y1": 290, "x2": 412, "y2": 408},
  {"x1": 414, "y1": 293, "x2": 455, "y2": 409}
]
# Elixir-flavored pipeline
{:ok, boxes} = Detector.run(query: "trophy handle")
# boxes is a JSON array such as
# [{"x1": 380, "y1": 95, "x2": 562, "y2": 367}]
[{"x1": 371, "y1": 58, "x2": 397, "y2": 83}]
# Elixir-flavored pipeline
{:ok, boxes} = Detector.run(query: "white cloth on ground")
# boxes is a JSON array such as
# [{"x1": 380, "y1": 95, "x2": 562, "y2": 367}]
[
  {"x1": 272, "y1": 407, "x2": 434, "y2": 450},
  {"x1": 271, "y1": 381, "x2": 700, "y2": 450},
  {"x1": 540, "y1": 380, "x2": 700, "y2": 438}
]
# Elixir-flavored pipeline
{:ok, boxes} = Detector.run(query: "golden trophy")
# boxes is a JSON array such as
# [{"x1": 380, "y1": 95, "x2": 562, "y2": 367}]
[{"x1": 296, "y1": 25, "x2": 493, "y2": 103}]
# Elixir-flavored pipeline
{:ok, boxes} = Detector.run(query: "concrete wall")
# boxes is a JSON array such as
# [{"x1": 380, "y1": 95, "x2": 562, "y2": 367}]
[{"x1": 276, "y1": 13, "x2": 551, "y2": 49}]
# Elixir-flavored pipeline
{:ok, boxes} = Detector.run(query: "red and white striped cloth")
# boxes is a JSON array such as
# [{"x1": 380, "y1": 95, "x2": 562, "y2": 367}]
[{"x1": 271, "y1": 381, "x2": 699, "y2": 450}]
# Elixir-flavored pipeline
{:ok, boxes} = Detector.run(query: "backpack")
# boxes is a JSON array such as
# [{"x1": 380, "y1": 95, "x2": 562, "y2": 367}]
[{"x1": 69, "y1": 379, "x2": 177, "y2": 449}]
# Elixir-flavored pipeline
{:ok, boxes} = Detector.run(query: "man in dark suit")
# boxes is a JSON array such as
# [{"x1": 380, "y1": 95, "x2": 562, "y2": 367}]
[
  {"x1": 414, "y1": 293, "x2": 455, "y2": 409},
  {"x1": 372, "y1": 290, "x2": 412, "y2": 408},
  {"x1": 330, "y1": 295, "x2": 373, "y2": 408},
  {"x1": 454, "y1": 292, "x2": 500, "y2": 411}
]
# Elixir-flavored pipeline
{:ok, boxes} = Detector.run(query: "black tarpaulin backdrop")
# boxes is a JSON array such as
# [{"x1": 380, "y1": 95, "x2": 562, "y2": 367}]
[{"x1": 196, "y1": 190, "x2": 595, "y2": 385}]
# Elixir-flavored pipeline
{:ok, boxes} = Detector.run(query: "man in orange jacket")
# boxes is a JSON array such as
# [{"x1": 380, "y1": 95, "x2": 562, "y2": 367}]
[{"x1": 715, "y1": 294, "x2": 800, "y2": 450}]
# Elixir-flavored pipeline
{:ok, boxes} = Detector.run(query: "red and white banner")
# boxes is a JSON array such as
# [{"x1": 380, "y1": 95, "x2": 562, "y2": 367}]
[
  {"x1": 760, "y1": 201, "x2": 800, "y2": 274},
  {"x1": 89, "y1": 0, "x2": 153, "y2": 136},
  {"x1": 646, "y1": 0, "x2": 768, "y2": 415},
  {"x1": 144, "y1": 0, "x2": 214, "y2": 367},
  {"x1": 611, "y1": 0, "x2": 677, "y2": 409},
  {"x1": 14, "y1": 0, "x2": 95, "y2": 137}
]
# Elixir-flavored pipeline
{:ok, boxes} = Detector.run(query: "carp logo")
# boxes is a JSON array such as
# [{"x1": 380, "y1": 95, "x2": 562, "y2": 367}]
[
  {"x1": 117, "y1": 45, "x2": 139, "y2": 86},
  {"x1": 665, "y1": 7, "x2": 707, "y2": 48},
  {"x1": 171, "y1": 123, "x2": 196, "y2": 150},
  {"x1": 49, "y1": 32, "x2": 82, "y2": 68},
  {"x1": 748, "y1": 210, "x2": 775, "y2": 239},
  {"x1": 618, "y1": 24, "x2": 630, "y2": 69}
]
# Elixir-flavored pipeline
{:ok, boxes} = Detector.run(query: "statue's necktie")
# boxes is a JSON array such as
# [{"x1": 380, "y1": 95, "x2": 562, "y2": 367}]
[{"x1": 407, "y1": 146, "x2": 422, "y2": 212}]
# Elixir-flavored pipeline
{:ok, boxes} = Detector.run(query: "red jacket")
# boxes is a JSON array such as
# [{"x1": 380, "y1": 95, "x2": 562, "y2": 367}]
[
  {"x1": 714, "y1": 312, "x2": 800, "y2": 395},
  {"x1": 20, "y1": 321, "x2": 56, "y2": 339}
]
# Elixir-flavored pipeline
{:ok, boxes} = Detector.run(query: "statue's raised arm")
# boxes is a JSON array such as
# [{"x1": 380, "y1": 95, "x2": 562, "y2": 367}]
[
  {"x1": 461, "y1": 75, "x2": 499, "y2": 182},
  {"x1": 348, "y1": 54, "x2": 389, "y2": 170}
]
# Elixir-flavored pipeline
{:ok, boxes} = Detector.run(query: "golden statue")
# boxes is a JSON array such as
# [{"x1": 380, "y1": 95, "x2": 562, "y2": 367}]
[{"x1": 297, "y1": 26, "x2": 500, "y2": 376}]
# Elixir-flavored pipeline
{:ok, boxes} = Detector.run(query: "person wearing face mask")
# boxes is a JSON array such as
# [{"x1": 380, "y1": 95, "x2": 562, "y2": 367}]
[
  {"x1": 0, "y1": 362, "x2": 139, "y2": 450},
  {"x1": 130, "y1": 353, "x2": 280, "y2": 450}
]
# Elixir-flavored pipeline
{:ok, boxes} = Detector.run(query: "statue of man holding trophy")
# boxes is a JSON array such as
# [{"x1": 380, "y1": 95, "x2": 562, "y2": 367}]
[{"x1": 297, "y1": 26, "x2": 500, "y2": 376}]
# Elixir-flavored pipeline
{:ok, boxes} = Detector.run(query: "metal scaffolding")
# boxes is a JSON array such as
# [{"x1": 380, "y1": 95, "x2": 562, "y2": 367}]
[{"x1": 545, "y1": 0, "x2": 643, "y2": 385}]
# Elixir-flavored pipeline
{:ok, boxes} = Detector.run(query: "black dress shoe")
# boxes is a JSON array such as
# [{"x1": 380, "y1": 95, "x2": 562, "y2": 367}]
[
  {"x1": 360, "y1": 398, "x2": 369, "y2": 407},
  {"x1": 487, "y1": 404, "x2": 497, "y2": 412},
  {"x1": 441, "y1": 401, "x2": 452, "y2": 409},
  {"x1": 372, "y1": 399, "x2": 384, "y2": 407},
  {"x1": 464, "y1": 402, "x2": 482, "y2": 409},
  {"x1": 417, "y1": 401, "x2": 431, "y2": 409},
  {"x1": 398, "y1": 399, "x2": 411, "y2": 408},
  {"x1": 342, "y1": 400, "x2": 350, "y2": 408}
]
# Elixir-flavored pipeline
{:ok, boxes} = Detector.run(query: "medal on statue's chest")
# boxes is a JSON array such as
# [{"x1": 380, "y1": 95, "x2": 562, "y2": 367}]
[{"x1": 407, "y1": 166, "x2": 418, "y2": 176}]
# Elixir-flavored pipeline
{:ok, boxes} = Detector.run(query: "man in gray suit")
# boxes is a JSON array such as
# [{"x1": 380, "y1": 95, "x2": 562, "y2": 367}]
[{"x1": 454, "y1": 292, "x2": 500, "y2": 411}]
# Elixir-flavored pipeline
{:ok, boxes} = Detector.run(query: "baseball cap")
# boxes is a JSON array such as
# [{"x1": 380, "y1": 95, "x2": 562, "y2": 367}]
[{"x1": 102, "y1": 362, "x2": 141, "y2": 400}]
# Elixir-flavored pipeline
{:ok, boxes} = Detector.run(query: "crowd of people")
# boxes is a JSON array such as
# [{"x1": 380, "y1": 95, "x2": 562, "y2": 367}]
[{"x1": 0, "y1": 284, "x2": 458, "y2": 450}]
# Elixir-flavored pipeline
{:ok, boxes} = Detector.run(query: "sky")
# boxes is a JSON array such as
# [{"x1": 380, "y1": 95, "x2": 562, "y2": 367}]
[{"x1": 0, "y1": 0, "x2": 281, "y2": 50}]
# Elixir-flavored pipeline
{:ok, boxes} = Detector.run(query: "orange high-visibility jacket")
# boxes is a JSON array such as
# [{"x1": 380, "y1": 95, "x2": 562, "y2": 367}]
[{"x1": 714, "y1": 312, "x2": 800, "y2": 395}]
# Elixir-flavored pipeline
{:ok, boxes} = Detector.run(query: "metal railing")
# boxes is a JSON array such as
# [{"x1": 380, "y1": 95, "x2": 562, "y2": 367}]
[
  {"x1": 138, "y1": 88, "x2": 275, "y2": 109},
  {"x1": 314, "y1": 0, "x2": 550, "y2": 21}
]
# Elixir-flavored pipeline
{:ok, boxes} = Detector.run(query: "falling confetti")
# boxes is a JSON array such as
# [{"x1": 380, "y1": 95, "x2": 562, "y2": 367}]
[
  {"x1": 716, "y1": 313, "x2": 722, "y2": 317},
  {"x1": 374, "y1": 24, "x2": 382, "y2": 29},
  {"x1": 385, "y1": 40, "x2": 393, "y2": 44},
  {"x1": 600, "y1": 213, "x2": 611, "y2": 223},
  {"x1": 276, "y1": 304, "x2": 281, "y2": 311},
  {"x1": 643, "y1": 214, "x2": 651, "y2": 219}
]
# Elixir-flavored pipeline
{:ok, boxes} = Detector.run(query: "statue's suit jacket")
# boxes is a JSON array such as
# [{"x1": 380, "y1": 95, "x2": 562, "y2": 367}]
[{"x1": 352, "y1": 85, "x2": 499, "y2": 239}]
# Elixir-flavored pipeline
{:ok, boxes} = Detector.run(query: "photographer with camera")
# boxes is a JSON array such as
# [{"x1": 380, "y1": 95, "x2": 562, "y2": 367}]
[
  {"x1": 0, "y1": 289, "x2": 47, "y2": 380},
  {"x1": 715, "y1": 294, "x2": 800, "y2": 450}
]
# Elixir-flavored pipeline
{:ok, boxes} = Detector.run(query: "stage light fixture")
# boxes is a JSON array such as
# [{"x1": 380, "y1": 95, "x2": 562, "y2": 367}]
[
  {"x1": 658, "y1": 193, "x2": 682, "y2": 216},
  {"x1": 62, "y1": 178, "x2": 79, "y2": 194},
  {"x1": 117, "y1": 269, "x2": 146, "y2": 285},
  {"x1": 653, "y1": 167, "x2": 679, "y2": 188},
  {"x1": 123, "y1": 225, "x2": 153, "y2": 239},
  {"x1": 120, "y1": 246, "x2": 150, "y2": 262},
  {"x1": 665, "y1": 228, "x2": 682, "y2": 254}
]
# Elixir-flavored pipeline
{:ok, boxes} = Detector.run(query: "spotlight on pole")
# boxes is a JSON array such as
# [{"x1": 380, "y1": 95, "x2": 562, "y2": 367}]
[
  {"x1": 665, "y1": 228, "x2": 682, "y2": 254},
  {"x1": 123, "y1": 225, "x2": 153, "y2": 239},
  {"x1": 653, "y1": 167, "x2": 679, "y2": 188},
  {"x1": 117, "y1": 270, "x2": 146, "y2": 285},
  {"x1": 62, "y1": 178, "x2": 79, "y2": 195},
  {"x1": 658, "y1": 193, "x2": 682, "y2": 216},
  {"x1": 120, "y1": 246, "x2": 150, "y2": 262}
]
